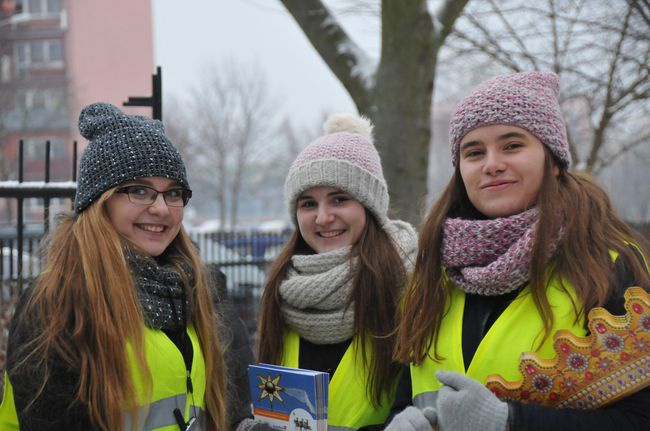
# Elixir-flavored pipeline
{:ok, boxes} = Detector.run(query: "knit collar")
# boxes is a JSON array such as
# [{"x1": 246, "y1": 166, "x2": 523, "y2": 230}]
[
  {"x1": 124, "y1": 247, "x2": 193, "y2": 331},
  {"x1": 278, "y1": 219, "x2": 417, "y2": 344},
  {"x1": 442, "y1": 208, "x2": 543, "y2": 295}
]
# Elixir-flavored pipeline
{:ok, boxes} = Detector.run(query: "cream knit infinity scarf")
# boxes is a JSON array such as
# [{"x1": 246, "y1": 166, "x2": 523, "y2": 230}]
[{"x1": 279, "y1": 219, "x2": 417, "y2": 344}]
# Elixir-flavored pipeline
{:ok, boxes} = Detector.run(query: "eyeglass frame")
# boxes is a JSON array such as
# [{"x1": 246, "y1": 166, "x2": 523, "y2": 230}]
[{"x1": 115, "y1": 184, "x2": 193, "y2": 207}]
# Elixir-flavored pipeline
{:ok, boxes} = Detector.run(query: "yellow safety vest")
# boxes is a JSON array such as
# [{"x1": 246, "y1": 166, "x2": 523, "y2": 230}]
[
  {"x1": 281, "y1": 330, "x2": 395, "y2": 431},
  {"x1": 0, "y1": 325, "x2": 207, "y2": 431},
  {"x1": 410, "y1": 279, "x2": 587, "y2": 409}
]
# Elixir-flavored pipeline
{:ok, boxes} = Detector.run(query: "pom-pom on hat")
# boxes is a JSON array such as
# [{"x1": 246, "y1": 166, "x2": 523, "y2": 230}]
[
  {"x1": 284, "y1": 113, "x2": 389, "y2": 226},
  {"x1": 74, "y1": 103, "x2": 189, "y2": 213},
  {"x1": 449, "y1": 71, "x2": 571, "y2": 169}
]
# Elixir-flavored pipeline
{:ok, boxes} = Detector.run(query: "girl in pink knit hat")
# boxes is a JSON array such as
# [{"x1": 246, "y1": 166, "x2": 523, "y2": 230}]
[
  {"x1": 388, "y1": 71, "x2": 650, "y2": 431},
  {"x1": 253, "y1": 113, "x2": 418, "y2": 430}
]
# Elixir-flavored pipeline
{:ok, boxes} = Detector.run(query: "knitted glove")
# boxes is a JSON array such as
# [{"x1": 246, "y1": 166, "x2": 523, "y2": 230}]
[
  {"x1": 436, "y1": 371, "x2": 508, "y2": 431},
  {"x1": 235, "y1": 418, "x2": 275, "y2": 431},
  {"x1": 385, "y1": 406, "x2": 437, "y2": 431}
]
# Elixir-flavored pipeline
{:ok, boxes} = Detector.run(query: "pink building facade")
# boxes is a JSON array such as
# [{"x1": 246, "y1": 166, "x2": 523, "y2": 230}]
[
  {"x1": 0, "y1": 0, "x2": 154, "y2": 221},
  {"x1": 0, "y1": 0, "x2": 154, "y2": 181}
]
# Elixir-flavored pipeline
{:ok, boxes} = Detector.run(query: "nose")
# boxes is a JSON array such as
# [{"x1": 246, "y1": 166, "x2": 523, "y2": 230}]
[
  {"x1": 147, "y1": 193, "x2": 170, "y2": 214},
  {"x1": 315, "y1": 205, "x2": 334, "y2": 225},
  {"x1": 482, "y1": 150, "x2": 506, "y2": 176}
]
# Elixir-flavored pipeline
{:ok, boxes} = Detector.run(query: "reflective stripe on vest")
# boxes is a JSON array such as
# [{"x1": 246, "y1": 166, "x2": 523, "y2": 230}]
[
  {"x1": 411, "y1": 279, "x2": 587, "y2": 407},
  {"x1": 124, "y1": 394, "x2": 206, "y2": 430},
  {"x1": 0, "y1": 326, "x2": 206, "y2": 430},
  {"x1": 281, "y1": 330, "x2": 394, "y2": 430}
]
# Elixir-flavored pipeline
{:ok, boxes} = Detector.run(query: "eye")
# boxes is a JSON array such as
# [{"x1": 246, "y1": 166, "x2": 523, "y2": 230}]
[
  {"x1": 504, "y1": 142, "x2": 523, "y2": 150},
  {"x1": 128, "y1": 185, "x2": 149, "y2": 196},
  {"x1": 164, "y1": 189, "x2": 183, "y2": 199},
  {"x1": 332, "y1": 195, "x2": 350, "y2": 205},
  {"x1": 463, "y1": 149, "x2": 483, "y2": 159},
  {"x1": 298, "y1": 200, "x2": 316, "y2": 209}
]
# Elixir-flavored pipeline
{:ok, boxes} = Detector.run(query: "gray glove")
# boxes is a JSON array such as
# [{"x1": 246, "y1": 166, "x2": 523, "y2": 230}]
[
  {"x1": 435, "y1": 371, "x2": 508, "y2": 431},
  {"x1": 385, "y1": 406, "x2": 437, "y2": 431},
  {"x1": 235, "y1": 418, "x2": 275, "y2": 431}
]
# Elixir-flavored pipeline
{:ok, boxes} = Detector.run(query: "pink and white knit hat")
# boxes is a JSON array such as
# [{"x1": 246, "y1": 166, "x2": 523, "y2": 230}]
[
  {"x1": 449, "y1": 71, "x2": 571, "y2": 168},
  {"x1": 284, "y1": 113, "x2": 389, "y2": 225}
]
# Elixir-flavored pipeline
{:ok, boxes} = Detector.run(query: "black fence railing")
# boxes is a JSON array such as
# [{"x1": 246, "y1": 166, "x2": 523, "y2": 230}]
[{"x1": 0, "y1": 138, "x2": 292, "y2": 350}]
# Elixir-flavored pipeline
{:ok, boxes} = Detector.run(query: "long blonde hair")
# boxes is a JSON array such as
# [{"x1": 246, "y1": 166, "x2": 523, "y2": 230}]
[{"x1": 11, "y1": 189, "x2": 227, "y2": 430}]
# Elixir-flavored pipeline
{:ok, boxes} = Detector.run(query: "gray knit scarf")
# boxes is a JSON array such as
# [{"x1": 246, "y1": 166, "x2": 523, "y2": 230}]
[
  {"x1": 279, "y1": 219, "x2": 418, "y2": 344},
  {"x1": 442, "y1": 208, "x2": 561, "y2": 296},
  {"x1": 124, "y1": 248, "x2": 193, "y2": 331}
]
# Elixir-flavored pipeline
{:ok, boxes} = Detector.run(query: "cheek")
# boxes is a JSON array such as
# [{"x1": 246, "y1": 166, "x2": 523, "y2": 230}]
[{"x1": 295, "y1": 212, "x2": 310, "y2": 236}]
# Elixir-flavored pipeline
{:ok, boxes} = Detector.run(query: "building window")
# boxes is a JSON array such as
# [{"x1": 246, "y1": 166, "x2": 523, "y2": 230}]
[
  {"x1": 19, "y1": 88, "x2": 65, "y2": 111},
  {"x1": 14, "y1": 39, "x2": 64, "y2": 74},
  {"x1": 24, "y1": 137, "x2": 67, "y2": 161},
  {"x1": 16, "y1": 0, "x2": 60, "y2": 15}
]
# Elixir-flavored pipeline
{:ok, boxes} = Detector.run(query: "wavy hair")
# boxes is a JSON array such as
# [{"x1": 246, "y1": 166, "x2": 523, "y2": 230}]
[
  {"x1": 10, "y1": 188, "x2": 227, "y2": 430},
  {"x1": 396, "y1": 150, "x2": 650, "y2": 364},
  {"x1": 257, "y1": 210, "x2": 405, "y2": 406}
]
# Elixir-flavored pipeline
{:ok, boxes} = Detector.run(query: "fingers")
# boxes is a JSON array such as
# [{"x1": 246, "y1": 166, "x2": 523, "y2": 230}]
[
  {"x1": 422, "y1": 406, "x2": 437, "y2": 425},
  {"x1": 436, "y1": 370, "x2": 477, "y2": 390},
  {"x1": 386, "y1": 406, "x2": 434, "y2": 431}
]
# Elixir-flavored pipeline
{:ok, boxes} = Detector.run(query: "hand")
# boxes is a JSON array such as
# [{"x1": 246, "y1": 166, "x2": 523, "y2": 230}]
[
  {"x1": 385, "y1": 406, "x2": 437, "y2": 431},
  {"x1": 235, "y1": 418, "x2": 275, "y2": 431},
  {"x1": 435, "y1": 371, "x2": 508, "y2": 431}
]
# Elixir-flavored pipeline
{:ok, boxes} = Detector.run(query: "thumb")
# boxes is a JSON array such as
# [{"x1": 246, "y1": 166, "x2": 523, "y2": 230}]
[
  {"x1": 435, "y1": 370, "x2": 471, "y2": 390},
  {"x1": 422, "y1": 407, "x2": 437, "y2": 425}
]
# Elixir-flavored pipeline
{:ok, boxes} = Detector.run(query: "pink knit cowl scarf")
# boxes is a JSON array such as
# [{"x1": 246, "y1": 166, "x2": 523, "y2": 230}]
[{"x1": 442, "y1": 208, "x2": 550, "y2": 296}]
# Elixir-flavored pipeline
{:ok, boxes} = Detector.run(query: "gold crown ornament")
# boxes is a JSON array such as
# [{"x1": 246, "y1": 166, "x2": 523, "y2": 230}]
[{"x1": 485, "y1": 287, "x2": 650, "y2": 409}]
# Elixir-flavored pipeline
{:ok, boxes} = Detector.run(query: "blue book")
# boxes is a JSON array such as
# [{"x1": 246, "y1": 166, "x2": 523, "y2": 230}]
[{"x1": 248, "y1": 363, "x2": 329, "y2": 431}]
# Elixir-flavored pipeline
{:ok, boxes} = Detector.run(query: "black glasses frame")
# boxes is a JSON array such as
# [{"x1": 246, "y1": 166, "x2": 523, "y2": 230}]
[{"x1": 115, "y1": 185, "x2": 192, "y2": 207}]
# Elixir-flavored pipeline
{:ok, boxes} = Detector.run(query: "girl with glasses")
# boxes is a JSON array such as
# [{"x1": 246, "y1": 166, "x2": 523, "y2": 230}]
[{"x1": 0, "y1": 103, "x2": 242, "y2": 430}]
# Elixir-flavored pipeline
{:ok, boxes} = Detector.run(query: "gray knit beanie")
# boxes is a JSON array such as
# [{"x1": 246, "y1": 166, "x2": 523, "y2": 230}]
[
  {"x1": 74, "y1": 103, "x2": 189, "y2": 213},
  {"x1": 284, "y1": 113, "x2": 389, "y2": 226}
]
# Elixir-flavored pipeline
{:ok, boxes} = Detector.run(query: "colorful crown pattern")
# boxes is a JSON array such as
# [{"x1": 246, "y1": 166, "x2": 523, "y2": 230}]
[{"x1": 486, "y1": 287, "x2": 650, "y2": 409}]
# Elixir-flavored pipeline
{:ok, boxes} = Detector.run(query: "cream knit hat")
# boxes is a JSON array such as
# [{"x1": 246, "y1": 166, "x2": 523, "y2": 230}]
[{"x1": 284, "y1": 113, "x2": 389, "y2": 225}]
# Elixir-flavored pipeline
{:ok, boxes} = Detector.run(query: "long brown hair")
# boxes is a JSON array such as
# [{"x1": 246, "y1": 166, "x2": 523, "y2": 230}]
[
  {"x1": 257, "y1": 210, "x2": 406, "y2": 406},
  {"x1": 396, "y1": 151, "x2": 650, "y2": 365},
  {"x1": 11, "y1": 189, "x2": 227, "y2": 431}
]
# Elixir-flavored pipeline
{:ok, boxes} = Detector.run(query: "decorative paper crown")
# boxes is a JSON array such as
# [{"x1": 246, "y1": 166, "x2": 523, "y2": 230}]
[{"x1": 486, "y1": 287, "x2": 650, "y2": 409}]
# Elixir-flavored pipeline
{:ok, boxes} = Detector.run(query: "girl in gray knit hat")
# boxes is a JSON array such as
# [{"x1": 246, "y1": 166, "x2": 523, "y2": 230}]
[
  {"x1": 389, "y1": 72, "x2": 650, "y2": 431},
  {"x1": 0, "y1": 103, "x2": 236, "y2": 430},
  {"x1": 254, "y1": 113, "x2": 418, "y2": 430}
]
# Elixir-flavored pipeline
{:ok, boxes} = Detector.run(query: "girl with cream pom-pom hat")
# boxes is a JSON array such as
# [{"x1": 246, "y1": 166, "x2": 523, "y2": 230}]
[{"x1": 255, "y1": 113, "x2": 418, "y2": 430}]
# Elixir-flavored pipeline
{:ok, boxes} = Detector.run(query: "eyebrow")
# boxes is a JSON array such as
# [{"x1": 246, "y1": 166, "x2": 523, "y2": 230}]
[
  {"x1": 297, "y1": 190, "x2": 348, "y2": 201},
  {"x1": 123, "y1": 179, "x2": 182, "y2": 188},
  {"x1": 460, "y1": 131, "x2": 528, "y2": 150},
  {"x1": 497, "y1": 131, "x2": 527, "y2": 141}
]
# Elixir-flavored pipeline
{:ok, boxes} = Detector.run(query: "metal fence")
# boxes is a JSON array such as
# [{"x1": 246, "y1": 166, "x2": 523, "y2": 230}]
[{"x1": 0, "y1": 139, "x2": 291, "y2": 352}]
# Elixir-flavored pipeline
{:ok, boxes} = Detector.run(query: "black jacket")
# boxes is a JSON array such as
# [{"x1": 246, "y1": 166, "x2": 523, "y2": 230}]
[{"x1": 4, "y1": 268, "x2": 254, "y2": 431}]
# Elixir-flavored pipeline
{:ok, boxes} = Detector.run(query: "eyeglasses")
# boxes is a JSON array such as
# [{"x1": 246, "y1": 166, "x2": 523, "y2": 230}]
[{"x1": 115, "y1": 185, "x2": 192, "y2": 207}]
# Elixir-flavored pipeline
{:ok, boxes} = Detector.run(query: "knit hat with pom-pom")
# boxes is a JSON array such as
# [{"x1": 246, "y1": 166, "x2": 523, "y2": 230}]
[
  {"x1": 74, "y1": 102, "x2": 188, "y2": 213},
  {"x1": 284, "y1": 113, "x2": 389, "y2": 226}
]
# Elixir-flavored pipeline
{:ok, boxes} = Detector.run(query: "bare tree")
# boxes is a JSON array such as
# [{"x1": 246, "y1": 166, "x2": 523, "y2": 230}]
[
  {"x1": 280, "y1": 0, "x2": 470, "y2": 224},
  {"x1": 165, "y1": 61, "x2": 277, "y2": 229},
  {"x1": 445, "y1": 0, "x2": 650, "y2": 175}
]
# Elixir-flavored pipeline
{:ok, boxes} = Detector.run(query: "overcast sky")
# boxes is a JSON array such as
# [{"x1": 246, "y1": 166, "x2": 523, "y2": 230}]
[{"x1": 152, "y1": 0, "x2": 359, "y2": 125}]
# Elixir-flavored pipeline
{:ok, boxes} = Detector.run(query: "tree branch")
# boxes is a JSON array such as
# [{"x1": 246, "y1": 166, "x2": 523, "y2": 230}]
[
  {"x1": 433, "y1": 0, "x2": 471, "y2": 44},
  {"x1": 280, "y1": 0, "x2": 373, "y2": 110}
]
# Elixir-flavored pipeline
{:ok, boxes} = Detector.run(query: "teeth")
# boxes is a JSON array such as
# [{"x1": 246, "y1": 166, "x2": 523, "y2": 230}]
[
  {"x1": 140, "y1": 224, "x2": 164, "y2": 233},
  {"x1": 319, "y1": 230, "x2": 343, "y2": 238}
]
